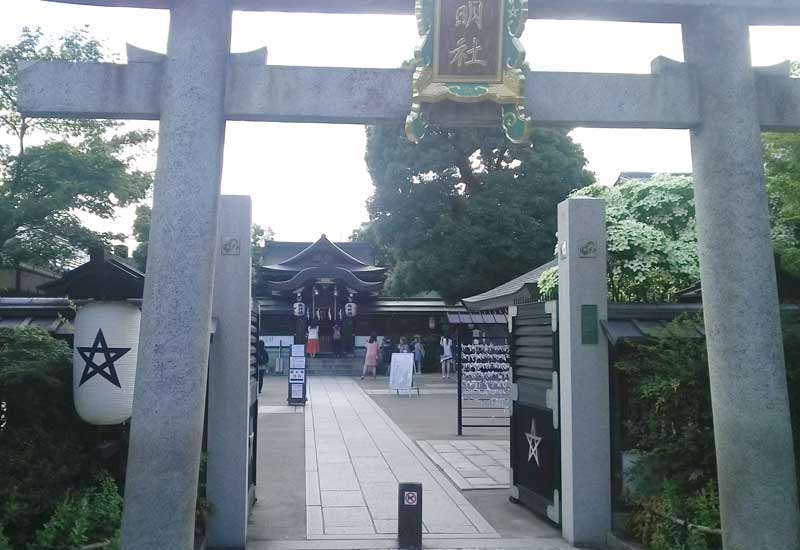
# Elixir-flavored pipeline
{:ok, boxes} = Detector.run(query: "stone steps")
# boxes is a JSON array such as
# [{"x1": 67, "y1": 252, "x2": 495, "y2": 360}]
[{"x1": 304, "y1": 356, "x2": 364, "y2": 376}]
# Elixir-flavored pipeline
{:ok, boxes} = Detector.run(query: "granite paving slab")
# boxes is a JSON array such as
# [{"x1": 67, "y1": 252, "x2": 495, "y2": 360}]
[
  {"x1": 364, "y1": 388, "x2": 457, "y2": 395},
  {"x1": 321, "y1": 490, "x2": 365, "y2": 507},
  {"x1": 259, "y1": 405, "x2": 305, "y2": 414},
  {"x1": 305, "y1": 377, "x2": 498, "y2": 538},
  {"x1": 416, "y1": 440, "x2": 511, "y2": 490}
]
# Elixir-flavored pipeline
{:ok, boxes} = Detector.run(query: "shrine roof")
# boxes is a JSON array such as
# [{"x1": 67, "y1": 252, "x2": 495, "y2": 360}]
[
  {"x1": 39, "y1": 247, "x2": 144, "y2": 300},
  {"x1": 462, "y1": 259, "x2": 557, "y2": 311},
  {"x1": 258, "y1": 236, "x2": 384, "y2": 273},
  {"x1": 262, "y1": 265, "x2": 384, "y2": 293},
  {"x1": 257, "y1": 235, "x2": 386, "y2": 293}
]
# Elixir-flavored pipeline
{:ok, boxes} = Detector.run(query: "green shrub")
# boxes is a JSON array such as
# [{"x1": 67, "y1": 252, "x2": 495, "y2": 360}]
[
  {"x1": 0, "y1": 525, "x2": 11, "y2": 550},
  {"x1": 630, "y1": 481, "x2": 720, "y2": 550},
  {"x1": 0, "y1": 328, "x2": 96, "y2": 547},
  {"x1": 617, "y1": 317, "x2": 716, "y2": 496},
  {"x1": 784, "y1": 315, "x2": 800, "y2": 485},
  {"x1": 0, "y1": 432, "x2": 89, "y2": 548},
  {"x1": 28, "y1": 471, "x2": 122, "y2": 550},
  {"x1": 0, "y1": 327, "x2": 73, "y2": 432},
  {"x1": 618, "y1": 314, "x2": 800, "y2": 549}
]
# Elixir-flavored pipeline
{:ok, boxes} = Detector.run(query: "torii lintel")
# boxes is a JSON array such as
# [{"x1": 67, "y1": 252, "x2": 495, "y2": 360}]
[
  {"x1": 43, "y1": 0, "x2": 800, "y2": 24},
  {"x1": 16, "y1": 55, "x2": 800, "y2": 131}
]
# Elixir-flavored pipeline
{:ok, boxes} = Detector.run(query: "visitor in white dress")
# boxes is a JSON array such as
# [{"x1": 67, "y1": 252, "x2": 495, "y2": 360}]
[{"x1": 440, "y1": 336, "x2": 454, "y2": 379}]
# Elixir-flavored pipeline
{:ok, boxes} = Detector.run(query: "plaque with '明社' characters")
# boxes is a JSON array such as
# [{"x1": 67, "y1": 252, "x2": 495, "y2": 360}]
[
  {"x1": 406, "y1": 0, "x2": 531, "y2": 144},
  {"x1": 434, "y1": 0, "x2": 504, "y2": 83}
]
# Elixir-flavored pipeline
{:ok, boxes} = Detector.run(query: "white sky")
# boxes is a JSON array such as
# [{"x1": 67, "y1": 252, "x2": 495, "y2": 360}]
[{"x1": 2, "y1": 1, "x2": 800, "y2": 245}]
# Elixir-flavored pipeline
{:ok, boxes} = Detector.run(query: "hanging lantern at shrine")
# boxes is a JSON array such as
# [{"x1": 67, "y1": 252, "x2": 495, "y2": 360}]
[
  {"x1": 345, "y1": 302, "x2": 358, "y2": 317},
  {"x1": 73, "y1": 301, "x2": 140, "y2": 425},
  {"x1": 293, "y1": 302, "x2": 306, "y2": 317}
]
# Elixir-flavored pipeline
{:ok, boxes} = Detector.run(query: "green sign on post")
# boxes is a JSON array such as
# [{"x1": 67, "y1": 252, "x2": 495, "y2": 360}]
[
  {"x1": 581, "y1": 304, "x2": 599, "y2": 346},
  {"x1": 405, "y1": 0, "x2": 531, "y2": 144}
]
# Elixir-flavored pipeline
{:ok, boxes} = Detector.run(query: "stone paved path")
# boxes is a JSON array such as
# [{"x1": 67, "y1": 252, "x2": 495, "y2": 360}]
[
  {"x1": 305, "y1": 377, "x2": 497, "y2": 540},
  {"x1": 417, "y1": 440, "x2": 511, "y2": 489},
  {"x1": 363, "y1": 388, "x2": 457, "y2": 395}
]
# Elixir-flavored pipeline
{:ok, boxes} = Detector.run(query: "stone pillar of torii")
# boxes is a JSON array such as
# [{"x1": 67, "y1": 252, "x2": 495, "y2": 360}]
[{"x1": 20, "y1": 0, "x2": 800, "y2": 548}]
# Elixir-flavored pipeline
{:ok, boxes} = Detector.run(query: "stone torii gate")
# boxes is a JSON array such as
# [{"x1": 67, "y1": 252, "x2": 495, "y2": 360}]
[{"x1": 18, "y1": 0, "x2": 800, "y2": 548}]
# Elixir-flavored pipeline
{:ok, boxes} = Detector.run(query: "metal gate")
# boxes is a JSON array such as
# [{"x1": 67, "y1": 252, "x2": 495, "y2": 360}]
[
  {"x1": 248, "y1": 307, "x2": 259, "y2": 506},
  {"x1": 456, "y1": 336, "x2": 511, "y2": 435},
  {"x1": 509, "y1": 302, "x2": 560, "y2": 524}
]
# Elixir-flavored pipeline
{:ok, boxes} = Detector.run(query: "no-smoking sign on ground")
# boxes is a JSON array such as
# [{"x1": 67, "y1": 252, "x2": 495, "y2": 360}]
[{"x1": 404, "y1": 491, "x2": 418, "y2": 506}]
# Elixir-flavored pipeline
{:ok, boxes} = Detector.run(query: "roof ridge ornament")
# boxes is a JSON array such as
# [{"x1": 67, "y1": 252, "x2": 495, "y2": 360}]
[{"x1": 405, "y1": 0, "x2": 531, "y2": 144}]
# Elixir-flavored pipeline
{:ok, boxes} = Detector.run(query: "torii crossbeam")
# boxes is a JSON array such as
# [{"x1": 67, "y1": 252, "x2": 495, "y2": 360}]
[{"x1": 18, "y1": 1, "x2": 800, "y2": 549}]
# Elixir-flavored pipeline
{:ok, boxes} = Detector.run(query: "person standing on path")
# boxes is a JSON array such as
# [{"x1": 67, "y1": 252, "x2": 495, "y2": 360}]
[
  {"x1": 332, "y1": 324, "x2": 343, "y2": 358},
  {"x1": 257, "y1": 339, "x2": 269, "y2": 393},
  {"x1": 399, "y1": 336, "x2": 411, "y2": 353},
  {"x1": 413, "y1": 336, "x2": 425, "y2": 375},
  {"x1": 362, "y1": 332, "x2": 380, "y2": 379},
  {"x1": 307, "y1": 321, "x2": 320, "y2": 358},
  {"x1": 380, "y1": 336, "x2": 394, "y2": 375},
  {"x1": 440, "y1": 335, "x2": 453, "y2": 379}
]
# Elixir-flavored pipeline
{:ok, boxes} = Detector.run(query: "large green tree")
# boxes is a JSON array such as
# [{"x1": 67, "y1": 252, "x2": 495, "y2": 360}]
[
  {"x1": 358, "y1": 125, "x2": 594, "y2": 301},
  {"x1": 0, "y1": 27, "x2": 153, "y2": 271},
  {"x1": 131, "y1": 203, "x2": 151, "y2": 271}
]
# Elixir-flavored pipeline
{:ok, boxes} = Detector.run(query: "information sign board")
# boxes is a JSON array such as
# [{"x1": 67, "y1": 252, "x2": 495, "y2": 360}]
[
  {"x1": 389, "y1": 353, "x2": 415, "y2": 394},
  {"x1": 287, "y1": 350, "x2": 307, "y2": 405}
]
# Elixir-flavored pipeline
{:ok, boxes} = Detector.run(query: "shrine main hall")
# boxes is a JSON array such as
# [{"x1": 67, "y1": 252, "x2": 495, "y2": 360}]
[{"x1": 253, "y1": 235, "x2": 504, "y2": 359}]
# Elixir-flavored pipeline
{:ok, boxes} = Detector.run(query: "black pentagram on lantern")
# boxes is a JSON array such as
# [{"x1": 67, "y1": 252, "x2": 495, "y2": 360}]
[{"x1": 76, "y1": 328, "x2": 131, "y2": 388}]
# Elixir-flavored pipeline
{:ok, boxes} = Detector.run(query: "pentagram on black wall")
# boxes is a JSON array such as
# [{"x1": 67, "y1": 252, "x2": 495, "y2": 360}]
[{"x1": 77, "y1": 328, "x2": 131, "y2": 388}]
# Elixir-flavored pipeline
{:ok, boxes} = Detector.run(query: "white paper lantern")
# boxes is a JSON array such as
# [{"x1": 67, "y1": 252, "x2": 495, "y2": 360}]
[
  {"x1": 293, "y1": 302, "x2": 306, "y2": 317},
  {"x1": 73, "y1": 301, "x2": 140, "y2": 425},
  {"x1": 345, "y1": 302, "x2": 358, "y2": 317}
]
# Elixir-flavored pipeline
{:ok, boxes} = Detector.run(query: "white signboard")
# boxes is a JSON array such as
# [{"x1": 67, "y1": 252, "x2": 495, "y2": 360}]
[
  {"x1": 291, "y1": 383, "x2": 304, "y2": 399},
  {"x1": 389, "y1": 353, "x2": 414, "y2": 393},
  {"x1": 262, "y1": 335, "x2": 294, "y2": 347},
  {"x1": 291, "y1": 344, "x2": 306, "y2": 357},
  {"x1": 290, "y1": 356, "x2": 306, "y2": 369},
  {"x1": 289, "y1": 369, "x2": 305, "y2": 382}
]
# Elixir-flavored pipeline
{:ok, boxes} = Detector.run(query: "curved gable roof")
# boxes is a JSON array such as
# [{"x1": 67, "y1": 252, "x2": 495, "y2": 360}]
[
  {"x1": 279, "y1": 234, "x2": 368, "y2": 269},
  {"x1": 461, "y1": 259, "x2": 557, "y2": 311}
]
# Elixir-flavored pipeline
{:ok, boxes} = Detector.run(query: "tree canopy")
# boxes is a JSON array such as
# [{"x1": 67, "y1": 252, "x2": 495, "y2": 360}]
[
  {"x1": 0, "y1": 27, "x2": 154, "y2": 271},
  {"x1": 537, "y1": 170, "x2": 800, "y2": 303},
  {"x1": 357, "y1": 124, "x2": 594, "y2": 302},
  {"x1": 764, "y1": 132, "x2": 800, "y2": 279},
  {"x1": 131, "y1": 203, "x2": 151, "y2": 271},
  {"x1": 573, "y1": 174, "x2": 699, "y2": 302},
  {"x1": 132, "y1": 204, "x2": 273, "y2": 272}
]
